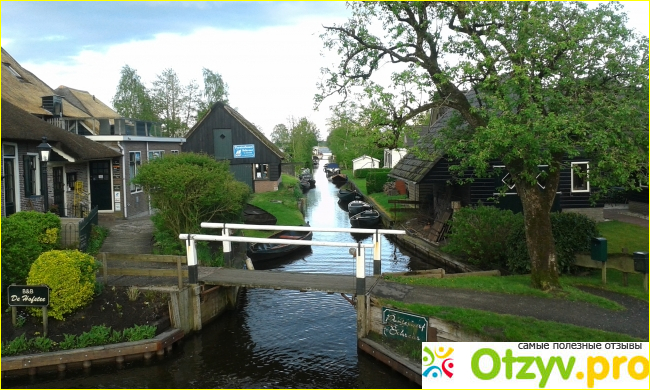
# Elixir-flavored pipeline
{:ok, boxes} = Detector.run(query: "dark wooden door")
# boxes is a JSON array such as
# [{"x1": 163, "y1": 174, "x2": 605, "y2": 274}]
[
  {"x1": 52, "y1": 167, "x2": 65, "y2": 216},
  {"x1": 89, "y1": 160, "x2": 112, "y2": 211},
  {"x1": 214, "y1": 129, "x2": 233, "y2": 159},
  {"x1": 3, "y1": 158, "x2": 16, "y2": 215}
]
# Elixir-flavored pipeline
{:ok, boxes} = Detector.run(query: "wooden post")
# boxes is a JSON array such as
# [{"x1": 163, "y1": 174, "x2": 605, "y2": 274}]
[
  {"x1": 186, "y1": 238, "x2": 198, "y2": 284},
  {"x1": 601, "y1": 261, "x2": 607, "y2": 285},
  {"x1": 177, "y1": 255, "x2": 183, "y2": 290},
  {"x1": 356, "y1": 245, "x2": 365, "y2": 295},
  {"x1": 12, "y1": 306, "x2": 16, "y2": 327},
  {"x1": 42, "y1": 307, "x2": 48, "y2": 338},
  {"x1": 373, "y1": 230, "x2": 381, "y2": 275}
]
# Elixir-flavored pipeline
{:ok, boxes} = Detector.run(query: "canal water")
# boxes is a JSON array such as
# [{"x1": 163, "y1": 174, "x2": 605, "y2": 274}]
[{"x1": 9, "y1": 163, "x2": 437, "y2": 388}]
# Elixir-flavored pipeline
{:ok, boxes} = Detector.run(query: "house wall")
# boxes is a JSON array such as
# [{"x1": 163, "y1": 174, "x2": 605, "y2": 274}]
[
  {"x1": 627, "y1": 187, "x2": 648, "y2": 215},
  {"x1": 353, "y1": 157, "x2": 379, "y2": 172},
  {"x1": 183, "y1": 105, "x2": 283, "y2": 188},
  {"x1": 254, "y1": 178, "x2": 280, "y2": 193},
  {"x1": 383, "y1": 149, "x2": 407, "y2": 169}
]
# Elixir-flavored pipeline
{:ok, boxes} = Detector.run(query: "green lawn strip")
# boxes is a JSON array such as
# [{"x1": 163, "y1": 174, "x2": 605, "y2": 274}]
[
  {"x1": 383, "y1": 274, "x2": 626, "y2": 310},
  {"x1": 596, "y1": 221, "x2": 649, "y2": 254},
  {"x1": 562, "y1": 268, "x2": 649, "y2": 302},
  {"x1": 245, "y1": 174, "x2": 305, "y2": 238},
  {"x1": 341, "y1": 169, "x2": 366, "y2": 193},
  {"x1": 381, "y1": 299, "x2": 645, "y2": 342},
  {"x1": 343, "y1": 171, "x2": 415, "y2": 222}
]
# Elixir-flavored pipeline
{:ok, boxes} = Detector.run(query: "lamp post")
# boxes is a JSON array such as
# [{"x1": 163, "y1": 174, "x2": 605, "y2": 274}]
[{"x1": 37, "y1": 137, "x2": 52, "y2": 213}]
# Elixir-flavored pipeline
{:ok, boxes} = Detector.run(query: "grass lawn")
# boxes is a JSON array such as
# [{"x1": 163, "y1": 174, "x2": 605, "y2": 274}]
[
  {"x1": 381, "y1": 300, "x2": 645, "y2": 342},
  {"x1": 245, "y1": 174, "x2": 305, "y2": 238},
  {"x1": 342, "y1": 170, "x2": 416, "y2": 222},
  {"x1": 596, "y1": 220, "x2": 648, "y2": 254}
]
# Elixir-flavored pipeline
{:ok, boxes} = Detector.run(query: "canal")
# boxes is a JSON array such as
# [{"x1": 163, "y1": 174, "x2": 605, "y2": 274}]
[{"x1": 10, "y1": 163, "x2": 440, "y2": 388}]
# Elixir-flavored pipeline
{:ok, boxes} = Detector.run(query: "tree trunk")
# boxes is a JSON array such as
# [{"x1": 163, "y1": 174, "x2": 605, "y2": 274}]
[{"x1": 516, "y1": 180, "x2": 561, "y2": 291}]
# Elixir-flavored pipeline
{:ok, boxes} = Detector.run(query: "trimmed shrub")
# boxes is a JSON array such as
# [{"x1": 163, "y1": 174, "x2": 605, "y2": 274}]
[
  {"x1": 1, "y1": 211, "x2": 61, "y2": 285},
  {"x1": 443, "y1": 205, "x2": 523, "y2": 269},
  {"x1": 354, "y1": 168, "x2": 392, "y2": 179},
  {"x1": 506, "y1": 212, "x2": 600, "y2": 275},
  {"x1": 27, "y1": 250, "x2": 98, "y2": 320},
  {"x1": 366, "y1": 171, "x2": 393, "y2": 194}
]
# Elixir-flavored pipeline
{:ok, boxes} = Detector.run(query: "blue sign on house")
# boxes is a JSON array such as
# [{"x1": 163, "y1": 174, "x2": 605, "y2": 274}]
[{"x1": 233, "y1": 144, "x2": 255, "y2": 158}]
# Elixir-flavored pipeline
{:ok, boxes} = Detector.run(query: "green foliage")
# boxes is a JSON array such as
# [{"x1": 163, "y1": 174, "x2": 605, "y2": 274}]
[
  {"x1": 272, "y1": 117, "x2": 319, "y2": 163},
  {"x1": 506, "y1": 213, "x2": 600, "y2": 275},
  {"x1": 1, "y1": 334, "x2": 31, "y2": 356},
  {"x1": 112, "y1": 65, "x2": 157, "y2": 122},
  {"x1": 133, "y1": 152, "x2": 249, "y2": 254},
  {"x1": 1, "y1": 211, "x2": 61, "y2": 285},
  {"x1": 444, "y1": 205, "x2": 523, "y2": 269},
  {"x1": 353, "y1": 168, "x2": 392, "y2": 179},
  {"x1": 366, "y1": 171, "x2": 392, "y2": 194},
  {"x1": 32, "y1": 336, "x2": 53, "y2": 352},
  {"x1": 122, "y1": 324, "x2": 156, "y2": 342},
  {"x1": 77, "y1": 325, "x2": 111, "y2": 347},
  {"x1": 59, "y1": 334, "x2": 77, "y2": 350},
  {"x1": 85, "y1": 225, "x2": 110, "y2": 256},
  {"x1": 27, "y1": 250, "x2": 98, "y2": 320}
]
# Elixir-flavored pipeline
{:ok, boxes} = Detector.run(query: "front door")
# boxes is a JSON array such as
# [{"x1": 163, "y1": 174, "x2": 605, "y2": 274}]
[
  {"x1": 52, "y1": 167, "x2": 65, "y2": 217},
  {"x1": 3, "y1": 158, "x2": 16, "y2": 215},
  {"x1": 89, "y1": 160, "x2": 112, "y2": 211}
]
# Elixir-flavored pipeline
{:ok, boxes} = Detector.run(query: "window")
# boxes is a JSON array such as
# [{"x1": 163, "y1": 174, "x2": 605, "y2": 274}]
[
  {"x1": 254, "y1": 164, "x2": 269, "y2": 180},
  {"x1": 148, "y1": 150, "x2": 164, "y2": 160},
  {"x1": 3, "y1": 63, "x2": 22, "y2": 80},
  {"x1": 571, "y1": 162, "x2": 589, "y2": 193},
  {"x1": 129, "y1": 151, "x2": 142, "y2": 193},
  {"x1": 23, "y1": 154, "x2": 38, "y2": 197},
  {"x1": 171, "y1": 150, "x2": 179, "y2": 154}
]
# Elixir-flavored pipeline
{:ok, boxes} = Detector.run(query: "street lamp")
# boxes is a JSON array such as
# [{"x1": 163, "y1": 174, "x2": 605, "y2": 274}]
[{"x1": 37, "y1": 137, "x2": 52, "y2": 213}]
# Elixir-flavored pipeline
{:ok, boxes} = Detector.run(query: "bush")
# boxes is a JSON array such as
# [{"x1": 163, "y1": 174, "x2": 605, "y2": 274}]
[
  {"x1": 366, "y1": 171, "x2": 393, "y2": 194},
  {"x1": 353, "y1": 168, "x2": 392, "y2": 179},
  {"x1": 1, "y1": 211, "x2": 61, "y2": 285},
  {"x1": 506, "y1": 212, "x2": 600, "y2": 275},
  {"x1": 444, "y1": 205, "x2": 523, "y2": 269},
  {"x1": 27, "y1": 250, "x2": 98, "y2": 320}
]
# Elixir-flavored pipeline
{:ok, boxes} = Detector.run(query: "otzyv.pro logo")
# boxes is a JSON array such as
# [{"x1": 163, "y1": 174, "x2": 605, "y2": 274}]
[{"x1": 422, "y1": 342, "x2": 649, "y2": 389}]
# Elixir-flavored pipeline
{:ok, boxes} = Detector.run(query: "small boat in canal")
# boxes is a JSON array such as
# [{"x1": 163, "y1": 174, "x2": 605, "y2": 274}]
[
  {"x1": 349, "y1": 209, "x2": 381, "y2": 228},
  {"x1": 300, "y1": 180, "x2": 311, "y2": 193},
  {"x1": 338, "y1": 188, "x2": 363, "y2": 204},
  {"x1": 243, "y1": 203, "x2": 278, "y2": 225},
  {"x1": 348, "y1": 200, "x2": 372, "y2": 217},
  {"x1": 246, "y1": 228, "x2": 313, "y2": 262},
  {"x1": 330, "y1": 173, "x2": 348, "y2": 187},
  {"x1": 299, "y1": 169, "x2": 316, "y2": 188},
  {"x1": 324, "y1": 162, "x2": 340, "y2": 176}
]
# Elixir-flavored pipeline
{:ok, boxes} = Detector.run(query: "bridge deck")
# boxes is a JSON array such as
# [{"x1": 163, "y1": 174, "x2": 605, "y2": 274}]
[{"x1": 199, "y1": 268, "x2": 377, "y2": 294}]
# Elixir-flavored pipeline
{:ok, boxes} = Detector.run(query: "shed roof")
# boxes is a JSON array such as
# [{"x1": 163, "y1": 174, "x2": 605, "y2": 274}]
[
  {"x1": 389, "y1": 91, "x2": 478, "y2": 183},
  {"x1": 1, "y1": 48, "x2": 90, "y2": 118},
  {"x1": 1, "y1": 99, "x2": 122, "y2": 161},
  {"x1": 186, "y1": 102, "x2": 285, "y2": 159}
]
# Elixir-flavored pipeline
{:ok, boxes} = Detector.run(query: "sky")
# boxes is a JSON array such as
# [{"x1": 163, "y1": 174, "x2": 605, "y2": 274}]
[{"x1": 1, "y1": 1, "x2": 649, "y2": 138}]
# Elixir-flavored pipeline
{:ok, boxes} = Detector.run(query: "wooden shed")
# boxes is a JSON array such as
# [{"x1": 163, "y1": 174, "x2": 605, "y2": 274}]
[
  {"x1": 183, "y1": 102, "x2": 285, "y2": 193},
  {"x1": 352, "y1": 155, "x2": 380, "y2": 173}
]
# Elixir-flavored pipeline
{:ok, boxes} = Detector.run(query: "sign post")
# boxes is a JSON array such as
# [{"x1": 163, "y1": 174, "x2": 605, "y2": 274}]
[{"x1": 8, "y1": 285, "x2": 50, "y2": 337}]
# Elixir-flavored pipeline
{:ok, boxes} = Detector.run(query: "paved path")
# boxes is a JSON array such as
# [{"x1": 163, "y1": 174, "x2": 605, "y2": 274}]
[{"x1": 99, "y1": 214, "x2": 154, "y2": 254}]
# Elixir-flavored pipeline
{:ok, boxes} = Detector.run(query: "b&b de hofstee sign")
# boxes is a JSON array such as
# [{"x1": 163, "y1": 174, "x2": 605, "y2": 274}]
[{"x1": 7, "y1": 285, "x2": 49, "y2": 307}]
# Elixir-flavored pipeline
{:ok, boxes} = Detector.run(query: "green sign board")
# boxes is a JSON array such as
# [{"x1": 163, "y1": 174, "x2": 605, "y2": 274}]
[
  {"x1": 382, "y1": 307, "x2": 428, "y2": 342},
  {"x1": 7, "y1": 285, "x2": 49, "y2": 307}
]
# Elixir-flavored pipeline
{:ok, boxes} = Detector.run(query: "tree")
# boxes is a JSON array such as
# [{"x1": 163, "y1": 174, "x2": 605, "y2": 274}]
[
  {"x1": 151, "y1": 68, "x2": 187, "y2": 137},
  {"x1": 197, "y1": 68, "x2": 230, "y2": 121},
  {"x1": 318, "y1": 1, "x2": 648, "y2": 290},
  {"x1": 132, "y1": 153, "x2": 250, "y2": 245},
  {"x1": 111, "y1": 65, "x2": 156, "y2": 121},
  {"x1": 270, "y1": 123, "x2": 291, "y2": 151},
  {"x1": 326, "y1": 103, "x2": 383, "y2": 169}
]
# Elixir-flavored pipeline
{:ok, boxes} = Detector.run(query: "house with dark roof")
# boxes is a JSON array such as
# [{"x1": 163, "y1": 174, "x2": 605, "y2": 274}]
[
  {"x1": 389, "y1": 94, "x2": 605, "y2": 233},
  {"x1": 182, "y1": 102, "x2": 285, "y2": 193},
  {"x1": 2, "y1": 48, "x2": 186, "y2": 219},
  {"x1": 1, "y1": 100, "x2": 121, "y2": 217}
]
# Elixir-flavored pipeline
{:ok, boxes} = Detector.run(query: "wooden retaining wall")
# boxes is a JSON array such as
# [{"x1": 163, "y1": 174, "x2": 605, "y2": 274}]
[
  {"x1": 1, "y1": 329, "x2": 184, "y2": 378},
  {"x1": 99, "y1": 253, "x2": 188, "y2": 289}
]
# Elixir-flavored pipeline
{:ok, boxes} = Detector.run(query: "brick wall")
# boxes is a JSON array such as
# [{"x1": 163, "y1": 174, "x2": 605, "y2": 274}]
[{"x1": 254, "y1": 179, "x2": 280, "y2": 193}]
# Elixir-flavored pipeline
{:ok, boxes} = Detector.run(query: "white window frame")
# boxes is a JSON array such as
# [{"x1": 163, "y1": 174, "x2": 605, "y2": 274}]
[
  {"x1": 170, "y1": 150, "x2": 179, "y2": 154},
  {"x1": 3, "y1": 142, "x2": 21, "y2": 213},
  {"x1": 254, "y1": 163, "x2": 269, "y2": 180},
  {"x1": 130, "y1": 151, "x2": 142, "y2": 193},
  {"x1": 148, "y1": 150, "x2": 164, "y2": 160},
  {"x1": 570, "y1": 162, "x2": 590, "y2": 193}
]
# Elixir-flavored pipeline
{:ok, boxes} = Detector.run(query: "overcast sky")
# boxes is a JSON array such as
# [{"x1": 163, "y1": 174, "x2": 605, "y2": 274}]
[{"x1": 2, "y1": 1, "x2": 648, "y2": 138}]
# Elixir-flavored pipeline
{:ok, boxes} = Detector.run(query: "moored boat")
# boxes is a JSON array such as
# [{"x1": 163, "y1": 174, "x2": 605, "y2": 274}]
[
  {"x1": 300, "y1": 180, "x2": 311, "y2": 193},
  {"x1": 349, "y1": 209, "x2": 381, "y2": 228},
  {"x1": 330, "y1": 173, "x2": 348, "y2": 187},
  {"x1": 246, "y1": 228, "x2": 313, "y2": 262},
  {"x1": 348, "y1": 200, "x2": 372, "y2": 217},
  {"x1": 338, "y1": 188, "x2": 363, "y2": 204},
  {"x1": 243, "y1": 203, "x2": 278, "y2": 225},
  {"x1": 324, "y1": 163, "x2": 340, "y2": 176}
]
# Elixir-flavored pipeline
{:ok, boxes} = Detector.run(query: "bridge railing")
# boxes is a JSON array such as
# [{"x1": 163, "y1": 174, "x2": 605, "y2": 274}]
[{"x1": 179, "y1": 223, "x2": 406, "y2": 294}]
